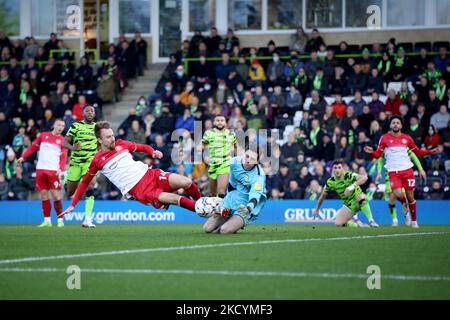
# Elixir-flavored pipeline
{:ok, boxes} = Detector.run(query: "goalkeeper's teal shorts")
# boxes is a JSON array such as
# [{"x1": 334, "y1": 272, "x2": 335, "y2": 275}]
[{"x1": 223, "y1": 190, "x2": 266, "y2": 225}]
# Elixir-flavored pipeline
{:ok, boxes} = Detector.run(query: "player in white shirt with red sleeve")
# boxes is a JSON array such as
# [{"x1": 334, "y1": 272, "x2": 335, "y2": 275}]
[
  {"x1": 59, "y1": 121, "x2": 203, "y2": 218},
  {"x1": 17, "y1": 119, "x2": 68, "y2": 228},
  {"x1": 364, "y1": 116, "x2": 441, "y2": 228}
]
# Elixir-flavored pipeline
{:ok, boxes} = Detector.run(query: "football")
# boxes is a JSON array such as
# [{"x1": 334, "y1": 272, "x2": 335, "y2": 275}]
[{"x1": 195, "y1": 197, "x2": 223, "y2": 218}]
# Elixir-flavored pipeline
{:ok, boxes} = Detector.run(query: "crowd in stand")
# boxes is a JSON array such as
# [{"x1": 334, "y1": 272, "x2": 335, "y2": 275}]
[
  {"x1": 1, "y1": 28, "x2": 450, "y2": 201},
  {"x1": 0, "y1": 31, "x2": 148, "y2": 200}
]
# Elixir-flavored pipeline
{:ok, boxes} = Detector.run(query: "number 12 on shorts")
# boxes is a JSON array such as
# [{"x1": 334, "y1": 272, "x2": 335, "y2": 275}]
[{"x1": 407, "y1": 179, "x2": 415, "y2": 187}]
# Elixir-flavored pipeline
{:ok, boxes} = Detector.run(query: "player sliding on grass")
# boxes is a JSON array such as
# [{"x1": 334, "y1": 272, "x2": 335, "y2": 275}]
[
  {"x1": 365, "y1": 116, "x2": 441, "y2": 228},
  {"x1": 17, "y1": 119, "x2": 68, "y2": 228},
  {"x1": 59, "y1": 121, "x2": 202, "y2": 218},
  {"x1": 314, "y1": 160, "x2": 379, "y2": 228},
  {"x1": 376, "y1": 148, "x2": 427, "y2": 226},
  {"x1": 203, "y1": 149, "x2": 267, "y2": 234}
]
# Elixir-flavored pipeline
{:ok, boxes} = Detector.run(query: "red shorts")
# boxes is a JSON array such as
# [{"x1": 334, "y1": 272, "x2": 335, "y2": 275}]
[
  {"x1": 388, "y1": 168, "x2": 416, "y2": 191},
  {"x1": 129, "y1": 169, "x2": 173, "y2": 209},
  {"x1": 35, "y1": 170, "x2": 61, "y2": 191}
]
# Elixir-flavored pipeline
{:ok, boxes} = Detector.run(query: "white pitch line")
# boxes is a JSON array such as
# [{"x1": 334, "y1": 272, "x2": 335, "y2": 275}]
[
  {"x1": 0, "y1": 231, "x2": 449, "y2": 266},
  {"x1": 0, "y1": 267, "x2": 449, "y2": 282}
]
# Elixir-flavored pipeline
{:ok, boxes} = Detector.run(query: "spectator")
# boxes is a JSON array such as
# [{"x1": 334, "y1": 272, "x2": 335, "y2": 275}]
[
  {"x1": 215, "y1": 52, "x2": 234, "y2": 81},
  {"x1": 434, "y1": 47, "x2": 450, "y2": 73},
  {"x1": 284, "y1": 179, "x2": 304, "y2": 199},
  {"x1": 425, "y1": 181, "x2": 447, "y2": 200},
  {"x1": 311, "y1": 67, "x2": 328, "y2": 96},
  {"x1": 332, "y1": 94, "x2": 347, "y2": 119},
  {"x1": 348, "y1": 90, "x2": 367, "y2": 116},
  {"x1": 309, "y1": 90, "x2": 327, "y2": 118},
  {"x1": 347, "y1": 64, "x2": 367, "y2": 95},
  {"x1": 130, "y1": 32, "x2": 148, "y2": 76},
  {"x1": 405, "y1": 116, "x2": 424, "y2": 146},
  {"x1": 304, "y1": 51, "x2": 322, "y2": 79},
  {"x1": 0, "y1": 173, "x2": 8, "y2": 200},
  {"x1": 384, "y1": 89, "x2": 403, "y2": 116},
  {"x1": 96, "y1": 71, "x2": 115, "y2": 103},
  {"x1": 224, "y1": 29, "x2": 240, "y2": 53},
  {"x1": 317, "y1": 134, "x2": 335, "y2": 162},
  {"x1": 281, "y1": 133, "x2": 301, "y2": 164},
  {"x1": 368, "y1": 91, "x2": 384, "y2": 118},
  {"x1": 294, "y1": 67, "x2": 310, "y2": 97},
  {"x1": 23, "y1": 37, "x2": 39, "y2": 60},
  {"x1": 305, "y1": 29, "x2": 325, "y2": 52},
  {"x1": 175, "y1": 107, "x2": 195, "y2": 133},
  {"x1": 290, "y1": 27, "x2": 308, "y2": 53},
  {"x1": 56, "y1": 56, "x2": 75, "y2": 84},
  {"x1": 285, "y1": 85, "x2": 303, "y2": 115},
  {"x1": 377, "y1": 51, "x2": 394, "y2": 83},
  {"x1": 427, "y1": 89, "x2": 441, "y2": 115},
  {"x1": 366, "y1": 68, "x2": 384, "y2": 94},
  {"x1": 43, "y1": 33, "x2": 58, "y2": 61},
  {"x1": 75, "y1": 56, "x2": 94, "y2": 90},
  {"x1": 0, "y1": 112, "x2": 13, "y2": 146},
  {"x1": 266, "y1": 52, "x2": 285, "y2": 88},
  {"x1": 335, "y1": 136, "x2": 353, "y2": 162},
  {"x1": 7, "y1": 165, "x2": 32, "y2": 200},
  {"x1": 322, "y1": 105, "x2": 338, "y2": 133},
  {"x1": 205, "y1": 27, "x2": 222, "y2": 53},
  {"x1": 248, "y1": 59, "x2": 266, "y2": 87},
  {"x1": 151, "y1": 134, "x2": 172, "y2": 171},
  {"x1": 357, "y1": 105, "x2": 375, "y2": 132},
  {"x1": 439, "y1": 120, "x2": 450, "y2": 161},
  {"x1": 304, "y1": 179, "x2": 322, "y2": 200},
  {"x1": 392, "y1": 47, "x2": 410, "y2": 81},
  {"x1": 72, "y1": 95, "x2": 88, "y2": 121},
  {"x1": 369, "y1": 120, "x2": 382, "y2": 144},
  {"x1": 430, "y1": 104, "x2": 450, "y2": 131}
]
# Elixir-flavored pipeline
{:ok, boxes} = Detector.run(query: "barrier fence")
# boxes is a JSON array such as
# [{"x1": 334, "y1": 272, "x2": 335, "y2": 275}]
[{"x1": 0, "y1": 200, "x2": 449, "y2": 225}]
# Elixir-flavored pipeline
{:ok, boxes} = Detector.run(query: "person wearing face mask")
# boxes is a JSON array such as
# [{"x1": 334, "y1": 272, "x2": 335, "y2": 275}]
[
  {"x1": 197, "y1": 81, "x2": 212, "y2": 104},
  {"x1": 215, "y1": 80, "x2": 229, "y2": 105},
  {"x1": 161, "y1": 81, "x2": 175, "y2": 104},
  {"x1": 266, "y1": 52, "x2": 285, "y2": 88},
  {"x1": 170, "y1": 65, "x2": 188, "y2": 93},
  {"x1": 135, "y1": 96, "x2": 148, "y2": 116}
]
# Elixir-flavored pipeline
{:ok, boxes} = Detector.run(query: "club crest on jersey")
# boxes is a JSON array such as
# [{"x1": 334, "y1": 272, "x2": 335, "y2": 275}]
[
  {"x1": 402, "y1": 139, "x2": 407, "y2": 144},
  {"x1": 56, "y1": 139, "x2": 61, "y2": 144},
  {"x1": 115, "y1": 146, "x2": 123, "y2": 151}
]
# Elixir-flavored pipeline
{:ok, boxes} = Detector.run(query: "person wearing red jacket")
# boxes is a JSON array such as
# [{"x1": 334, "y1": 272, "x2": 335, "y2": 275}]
[
  {"x1": 17, "y1": 119, "x2": 68, "y2": 227},
  {"x1": 364, "y1": 116, "x2": 441, "y2": 228},
  {"x1": 383, "y1": 89, "x2": 404, "y2": 116},
  {"x1": 59, "y1": 121, "x2": 204, "y2": 218}
]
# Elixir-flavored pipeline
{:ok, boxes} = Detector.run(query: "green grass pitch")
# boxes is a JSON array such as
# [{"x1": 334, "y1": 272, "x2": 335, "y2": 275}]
[{"x1": 0, "y1": 224, "x2": 449, "y2": 300}]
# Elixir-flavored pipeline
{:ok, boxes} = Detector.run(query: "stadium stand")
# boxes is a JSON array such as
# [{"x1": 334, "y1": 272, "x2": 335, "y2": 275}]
[{"x1": 1, "y1": 29, "x2": 449, "y2": 201}]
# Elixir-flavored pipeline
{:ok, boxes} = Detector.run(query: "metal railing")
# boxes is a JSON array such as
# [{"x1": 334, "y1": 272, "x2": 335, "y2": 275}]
[{"x1": 182, "y1": 51, "x2": 441, "y2": 75}]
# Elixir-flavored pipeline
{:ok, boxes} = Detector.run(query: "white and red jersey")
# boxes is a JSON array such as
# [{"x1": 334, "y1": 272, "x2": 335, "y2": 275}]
[
  {"x1": 21, "y1": 132, "x2": 68, "y2": 172},
  {"x1": 71, "y1": 139, "x2": 156, "y2": 207},
  {"x1": 372, "y1": 132, "x2": 431, "y2": 172}
]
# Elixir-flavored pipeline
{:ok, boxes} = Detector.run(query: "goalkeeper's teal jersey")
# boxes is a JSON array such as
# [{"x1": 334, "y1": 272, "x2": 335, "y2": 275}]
[{"x1": 228, "y1": 156, "x2": 267, "y2": 203}]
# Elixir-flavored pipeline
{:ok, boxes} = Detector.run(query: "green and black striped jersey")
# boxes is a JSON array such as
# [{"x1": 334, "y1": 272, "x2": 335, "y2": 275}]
[
  {"x1": 324, "y1": 171, "x2": 363, "y2": 202},
  {"x1": 202, "y1": 128, "x2": 237, "y2": 168},
  {"x1": 66, "y1": 121, "x2": 97, "y2": 166}
]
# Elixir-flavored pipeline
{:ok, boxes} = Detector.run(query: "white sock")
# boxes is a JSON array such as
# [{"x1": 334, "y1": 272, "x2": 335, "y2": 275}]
[
  {"x1": 85, "y1": 216, "x2": 91, "y2": 224},
  {"x1": 44, "y1": 217, "x2": 51, "y2": 223},
  {"x1": 58, "y1": 218, "x2": 63, "y2": 222}
]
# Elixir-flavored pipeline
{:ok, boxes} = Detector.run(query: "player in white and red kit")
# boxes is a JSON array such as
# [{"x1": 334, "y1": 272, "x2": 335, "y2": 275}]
[
  {"x1": 17, "y1": 119, "x2": 68, "y2": 227},
  {"x1": 364, "y1": 116, "x2": 441, "y2": 228},
  {"x1": 59, "y1": 121, "x2": 202, "y2": 218}
]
